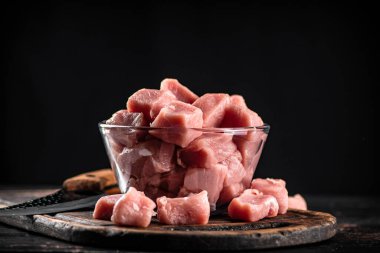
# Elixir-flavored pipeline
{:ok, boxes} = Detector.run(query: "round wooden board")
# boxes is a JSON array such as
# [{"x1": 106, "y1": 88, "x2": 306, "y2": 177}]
[{"x1": 23, "y1": 209, "x2": 336, "y2": 250}]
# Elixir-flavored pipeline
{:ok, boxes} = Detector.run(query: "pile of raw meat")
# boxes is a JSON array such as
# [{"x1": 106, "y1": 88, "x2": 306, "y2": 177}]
[
  {"x1": 96, "y1": 78, "x2": 307, "y2": 227},
  {"x1": 103, "y1": 78, "x2": 266, "y2": 209},
  {"x1": 93, "y1": 179, "x2": 307, "y2": 227}
]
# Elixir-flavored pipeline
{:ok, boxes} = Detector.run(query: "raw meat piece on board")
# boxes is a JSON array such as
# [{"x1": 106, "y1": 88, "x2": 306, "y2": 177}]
[{"x1": 157, "y1": 191, "x2": 210, "y2": 225}]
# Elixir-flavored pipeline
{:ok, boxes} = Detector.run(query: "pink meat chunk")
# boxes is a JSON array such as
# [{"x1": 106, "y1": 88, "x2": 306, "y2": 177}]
[
  {"x1": 228, "y1": 189, "x2": 279, "y2": 222},
  {"x1": 144, "y1": 184, "x2": 177, "y2": 201},
  {"x1": 111, "y1": 187, "x2": 156, "y2": 228},
  {"x1": 220, "y1": 105, "x2": 264, "y2": 128},
  {"x1": 193, "y1": 93, "x2": 230, "y2": 127},
  {"x1": 251, "y1": 178, "x2": 288, "y2": 214},
  {"x1": 234, "y1": 131, "x2": 266, "y2": 167},
  {"x1": 137, "y1": 166, "x2": 186, "y2": 201},
  {"x1": 106, "y1": 139, "x2": 124, "y2": 173},
  {"x1": 127, "y1": 89, "x2": 160, "y2": 121},
  {"x1": 234, "y1": 132, "x2": 267, "y2": 188},
  {"x1": 116, "y1": 139, "x2": 176, "y2": 191},
  {"x1": 158, "y1": 167, "x2": 186, "y2": 194},
  {"x1": 157, "y1": 191, "x2": 210, "y2": 225},
  {"x1": 117, "y1": 146, "x2": 144, "y2": 181},
  {"x1": 180, "y1": 164, "x2": 227, "y2": 210},
  {"x1": 141, "y1": 141, "x2": 176, "y2": 177},
  {"x1": 160, "y1": 78, "x2": 199, "y2": 104},
  {"x1": 241, "y1": 152, "x2": 261, "y2": 188},
  {"x1": 288, "y1": 194, "x2": 307, "y2": 210},
  {"x1": 150, "y1": 91, "x2": 178, "y2": 120},
  {"x1": 116, "y1": 146, "x2": 146, "y2": 192},
  {"x1": 106, "y1": 110, "x2": 147, "y2": 126},
  {"x1": 127, "y1": 88, "x2": 177, "y2": 122},
  {"x1": 217, "y1": 183, "x2": 244, "y2": 205},
  {"x1": 230, "y1": 95, "x2": 247, "y2": 108},
  {"x1": 106, "y1": 110, "x2": 147, "y2": 148},
  {"x1": 150, "y1": 101, "x2": 203, "y2": 147},
  {"x1": 178, "y1": 133, "x2": 237, "y2": 168},
  {"x1": 93, "y1": 194, "x2": 123, "y2": 220},
  {"x1": 109, "y1": 139, "x2": 124, "y2": 154},
  {"x1": 222, "y1": 151, "x2": 246, "y2": 186}
]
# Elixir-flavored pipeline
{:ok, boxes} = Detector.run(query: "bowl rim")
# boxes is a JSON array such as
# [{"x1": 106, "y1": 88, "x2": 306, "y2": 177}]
[{"x1": 98, "y1": 120, "x2": 270, "y2": 133}]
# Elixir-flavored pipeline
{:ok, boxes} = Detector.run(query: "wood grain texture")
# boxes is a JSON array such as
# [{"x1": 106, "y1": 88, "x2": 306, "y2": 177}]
[
  {"x1": 1, "y1": 190, "x2": 379, "y2": 252},
  {"x1": 0, "y1": 196, "x2": 336, "y2": 250},
  {"x1": 62, "y1": 169, "x2": 120, "y2": 194}
]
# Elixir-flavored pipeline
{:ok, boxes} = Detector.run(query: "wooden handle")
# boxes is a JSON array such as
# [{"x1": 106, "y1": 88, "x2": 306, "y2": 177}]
[{"x1": 62, "y1": 169, "x2": 121, "y2": 194}]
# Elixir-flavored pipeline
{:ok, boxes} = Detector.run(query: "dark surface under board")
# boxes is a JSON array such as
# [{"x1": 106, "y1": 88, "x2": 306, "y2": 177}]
[{"x1": 0, "y1": 188, "x2": 379, "y2": 252}]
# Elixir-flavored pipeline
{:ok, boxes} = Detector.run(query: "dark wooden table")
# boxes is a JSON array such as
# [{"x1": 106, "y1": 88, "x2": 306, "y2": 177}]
[{"x1": 0, "y1": 187, "x2": 379, "y2": 252}]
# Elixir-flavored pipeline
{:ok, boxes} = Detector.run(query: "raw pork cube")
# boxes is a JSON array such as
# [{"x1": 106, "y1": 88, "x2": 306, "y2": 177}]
[
  {"x1": 127, "y1": 89, "x2": 160, "y2": 121},
  {"x1": 230, "y1": 95, "x2": 247, "y2": 108},
  {"x1": 222, "y1": 151, "x2": 246, "y2": 186},
  {"x1": 141, "y1": 141, "x2": 176, "y2": 177},
  {"x1": 111, "y1": 187, "x2": 156, "y2": 228},
  {"x1": 180, "y1": 164, "x2": 227, "y2": 210},
  {"x1": 219, "y1": 99, "x2": 265, "y2": 184},
  {"x1": 150, "y1": 91, "x2": 178, "y2": 120},
  {"x1": 193, "y1": 93, "x2": 230, "y2": 127},
  {"x1": 93, "y1": 194, "x2": 123, "y2": 220},
  {"x1": 109, "y1": 139, "x2": 124, "y2": 154},
  {"x1": 116, "y1": 139, "x2": 175, "y2": 192},
  {"x1": 158, "y1": 166, "x2": 186, "y2": 194},
  {"x1": 288, "y1": 194, "x2": 307, "y2": 210},
  {"x1": 150, "y1": 101, "x2": 203, "y2": 128},
  {"x1": 178, "y1": 133, "x2": 237, "y2": 168},
  {"x1": 135, "y1": 172, "x2": 170, "y2": 200},
  {"x1": 251, "y1": 178, "x2": 288, "y2": 214},
  {"x1": 160, "y1": 78, "x2": 199, "y2": 104},
  {"x1": 106, "y1": 110, "x2": 147, "y2": 126},
  {"x1": 116, "y1": 146, "x2": 147, "y2": 192},
  {"x1": 234, "y1": 132, "x2": 267, "y2": 188},
  {"x1": 220, "y1": 105, "x2": 263, "y2": 128},
  {"x1": 144, "y1": 184, "x2": 177, "y2": 201},
  {"x1": 157, "y1": 191, "x2": 210, "y2": 225},
  {"x1": 106, "y1": 139, "x2": 124, "y2": 175},
  {"x1": 234, "y1": 131, "x2": 266, "y2": 167},
  {"x1": 221, "y1": 103, "x2": 265, "y2": 184},
  {"x1": 127, "y1": 89, "x2": 176, "y2": 122},
  {"x1": 241, "y1": 152, "x2": 262, "y2": 188},
  {"x1": 228, "y1": 189, "x2": 279, "y2": 222},
  {"x1": 137, "y1": 166, "x2": 186, "y2": 201},
  {"x1": 106, "y1": 110, "x2": 147, "y2": 148},
  {"x1": 150, "y1": 101, "x2": 203, "y2": 147},
  {"x1": 117, "y1": 143, "x2": 149, "y2": 179},
  {"x1": 217, "y1": 183, "x2": 244, "y2": 205}
]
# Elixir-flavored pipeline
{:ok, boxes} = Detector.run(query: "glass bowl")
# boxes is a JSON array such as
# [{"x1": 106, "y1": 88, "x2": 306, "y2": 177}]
[{"x1": 99, "y1": 122, "x2": 270, "y2": 210}]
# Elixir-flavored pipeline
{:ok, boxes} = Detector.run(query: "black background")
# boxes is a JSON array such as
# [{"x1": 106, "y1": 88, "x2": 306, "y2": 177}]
[{"x1": 2, "y1": 1, "x2": 376, "y2": 195}]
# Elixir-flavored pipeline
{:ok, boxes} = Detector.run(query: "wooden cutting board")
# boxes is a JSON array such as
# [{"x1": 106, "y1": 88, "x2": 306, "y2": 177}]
[{"x1": 0, "y1": 199, "x2": 336, "y2": 250}]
